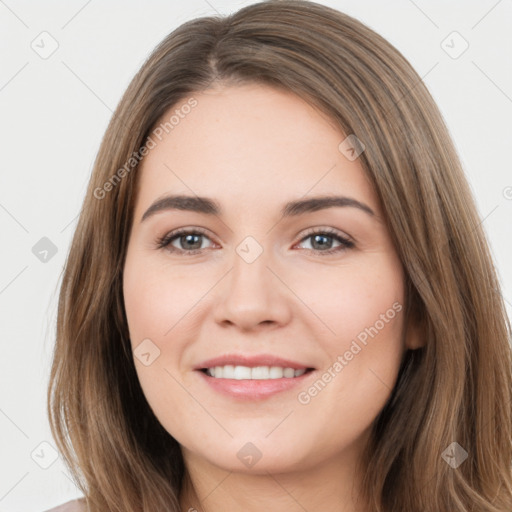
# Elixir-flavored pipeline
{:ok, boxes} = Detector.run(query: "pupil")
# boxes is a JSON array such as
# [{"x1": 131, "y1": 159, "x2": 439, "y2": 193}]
[
  {"x1": 182, "y1": 234, "x2": 201, "y2": 250},
  {"x1": 312, "y1": 234, "x2": 331, "y2": 250}
]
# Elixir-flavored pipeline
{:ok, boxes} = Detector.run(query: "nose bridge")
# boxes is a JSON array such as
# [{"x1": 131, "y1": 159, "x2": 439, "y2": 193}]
[
  {"x1": 213, "y1": 234, "x2": 290, "y2": 328},
  {"x1": 230, "y1": 234, "x2": 273, "y2": 297}
]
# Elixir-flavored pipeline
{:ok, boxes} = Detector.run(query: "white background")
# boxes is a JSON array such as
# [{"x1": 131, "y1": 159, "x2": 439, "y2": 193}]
[{"x1": 0, "y1": 0, "x2": 511, "y2": 510}]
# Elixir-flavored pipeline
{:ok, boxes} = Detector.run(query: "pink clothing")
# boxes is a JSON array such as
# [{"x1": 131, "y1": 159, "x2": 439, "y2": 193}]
[{"x1": 43, "y1": 498, "x2": 86, "y2": 512}]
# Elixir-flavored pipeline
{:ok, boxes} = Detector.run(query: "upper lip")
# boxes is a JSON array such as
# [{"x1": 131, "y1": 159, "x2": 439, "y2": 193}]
[{"x1": 194, "y1": 353, "x2": 314, "y2": 371}]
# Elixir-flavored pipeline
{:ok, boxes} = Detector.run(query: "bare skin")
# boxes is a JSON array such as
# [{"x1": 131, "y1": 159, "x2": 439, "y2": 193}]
[{"x1": 122, "y1": 83, "x2": 422, "y2": 512}]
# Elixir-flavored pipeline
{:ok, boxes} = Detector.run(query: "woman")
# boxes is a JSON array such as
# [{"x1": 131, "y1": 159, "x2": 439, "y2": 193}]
[{"x1": 46, "y1": 1, "x2": 512, "y2": 511}]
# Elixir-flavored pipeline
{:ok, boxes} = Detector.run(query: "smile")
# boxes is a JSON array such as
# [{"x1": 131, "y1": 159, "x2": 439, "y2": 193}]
[
  {"x1": 202, "y1": 365, "x2": 309, "y2": 379},
  {"x1": 197, "y1": 366, "x2": 316, "y2": 400}
]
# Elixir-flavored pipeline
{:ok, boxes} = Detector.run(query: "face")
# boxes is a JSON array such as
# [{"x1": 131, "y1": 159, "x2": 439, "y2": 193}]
[{"x1": 123, "y1": 83, "x2": 419, "y2": 475}]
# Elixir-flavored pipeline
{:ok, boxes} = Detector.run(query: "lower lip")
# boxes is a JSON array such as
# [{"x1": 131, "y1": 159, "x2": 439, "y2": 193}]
[{"x1": 196, "y1": 369, "x2": 315, "y2": 400}]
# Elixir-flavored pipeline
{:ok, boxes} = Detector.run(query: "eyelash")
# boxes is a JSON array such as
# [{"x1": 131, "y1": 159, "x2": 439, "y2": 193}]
[{"x1": 155, "y1": 226, "x2": 355, "y2": 256}]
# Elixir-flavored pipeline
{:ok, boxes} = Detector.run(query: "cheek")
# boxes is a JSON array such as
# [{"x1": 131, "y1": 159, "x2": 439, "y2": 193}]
[
  {"x1": 293, "y1": 259, "x2": 406, "y2": 418},
  {"x1": 296, "y1": 258, "x2": 404, "y2": 348},
  {"x1": 122, "y1": 255, "x2": 205, "y2": 434},
  {"x1": 123, "y1": 255, "x2": 205, "y2": 343}
]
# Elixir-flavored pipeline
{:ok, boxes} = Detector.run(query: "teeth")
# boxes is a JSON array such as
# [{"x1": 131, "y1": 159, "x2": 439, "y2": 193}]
[{"x1": 205, "y1": 365, "x2": 308, "y2": 379}]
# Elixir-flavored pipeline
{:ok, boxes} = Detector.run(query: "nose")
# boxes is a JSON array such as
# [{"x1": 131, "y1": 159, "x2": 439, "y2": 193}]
[{"x1": 212, "y1": 243, "x2": 292, "y2": 332}]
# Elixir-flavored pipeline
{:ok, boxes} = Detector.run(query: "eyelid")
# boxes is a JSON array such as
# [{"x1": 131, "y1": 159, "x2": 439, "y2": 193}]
[
  {"x1": 297, "y1": 226, "x2": 354, "y2": 244},
  {"x1": 155, "y1": 226, "x2": 215, "y2": 250}
]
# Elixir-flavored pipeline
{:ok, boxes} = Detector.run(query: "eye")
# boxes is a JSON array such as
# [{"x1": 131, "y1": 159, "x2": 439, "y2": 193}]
[
  {"x1": 156, "y1": 227, "x2": 215, "y2": 255},
  {"x1": 155, "y1": 226, "x2": 355, "y2": 256},
  {"x1": 295, "y1": 227, "x2": 355, "y2": 256}
]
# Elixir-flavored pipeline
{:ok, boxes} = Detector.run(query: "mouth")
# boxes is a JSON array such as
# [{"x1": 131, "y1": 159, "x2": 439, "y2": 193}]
[
  {"x1": 195, "y1": 365, "x2": 317, "y2": 400},
  {"x1": 198, "y1": 365, "x2": 315, "y2": 380}
]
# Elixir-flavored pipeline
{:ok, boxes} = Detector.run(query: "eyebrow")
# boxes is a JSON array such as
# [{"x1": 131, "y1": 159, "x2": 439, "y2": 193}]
[{"x1": 140, "y1": 194, "x2": 375, "y2": 222}]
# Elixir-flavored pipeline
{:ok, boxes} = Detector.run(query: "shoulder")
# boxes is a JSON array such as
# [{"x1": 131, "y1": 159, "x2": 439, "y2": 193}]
[{"x1": 43, "y1": 498, "x2": 87, "y2": 512}]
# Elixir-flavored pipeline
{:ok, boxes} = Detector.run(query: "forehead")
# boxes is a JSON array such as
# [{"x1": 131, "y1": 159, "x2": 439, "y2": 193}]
[{"x1": 134, "y1": 83, "x2": 378, "y2": 216}]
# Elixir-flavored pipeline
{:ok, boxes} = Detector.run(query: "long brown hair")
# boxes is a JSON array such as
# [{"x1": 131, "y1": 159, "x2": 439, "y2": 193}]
[{"x1": 47, "y1": 1, "x2": 512, "y2": 510}]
